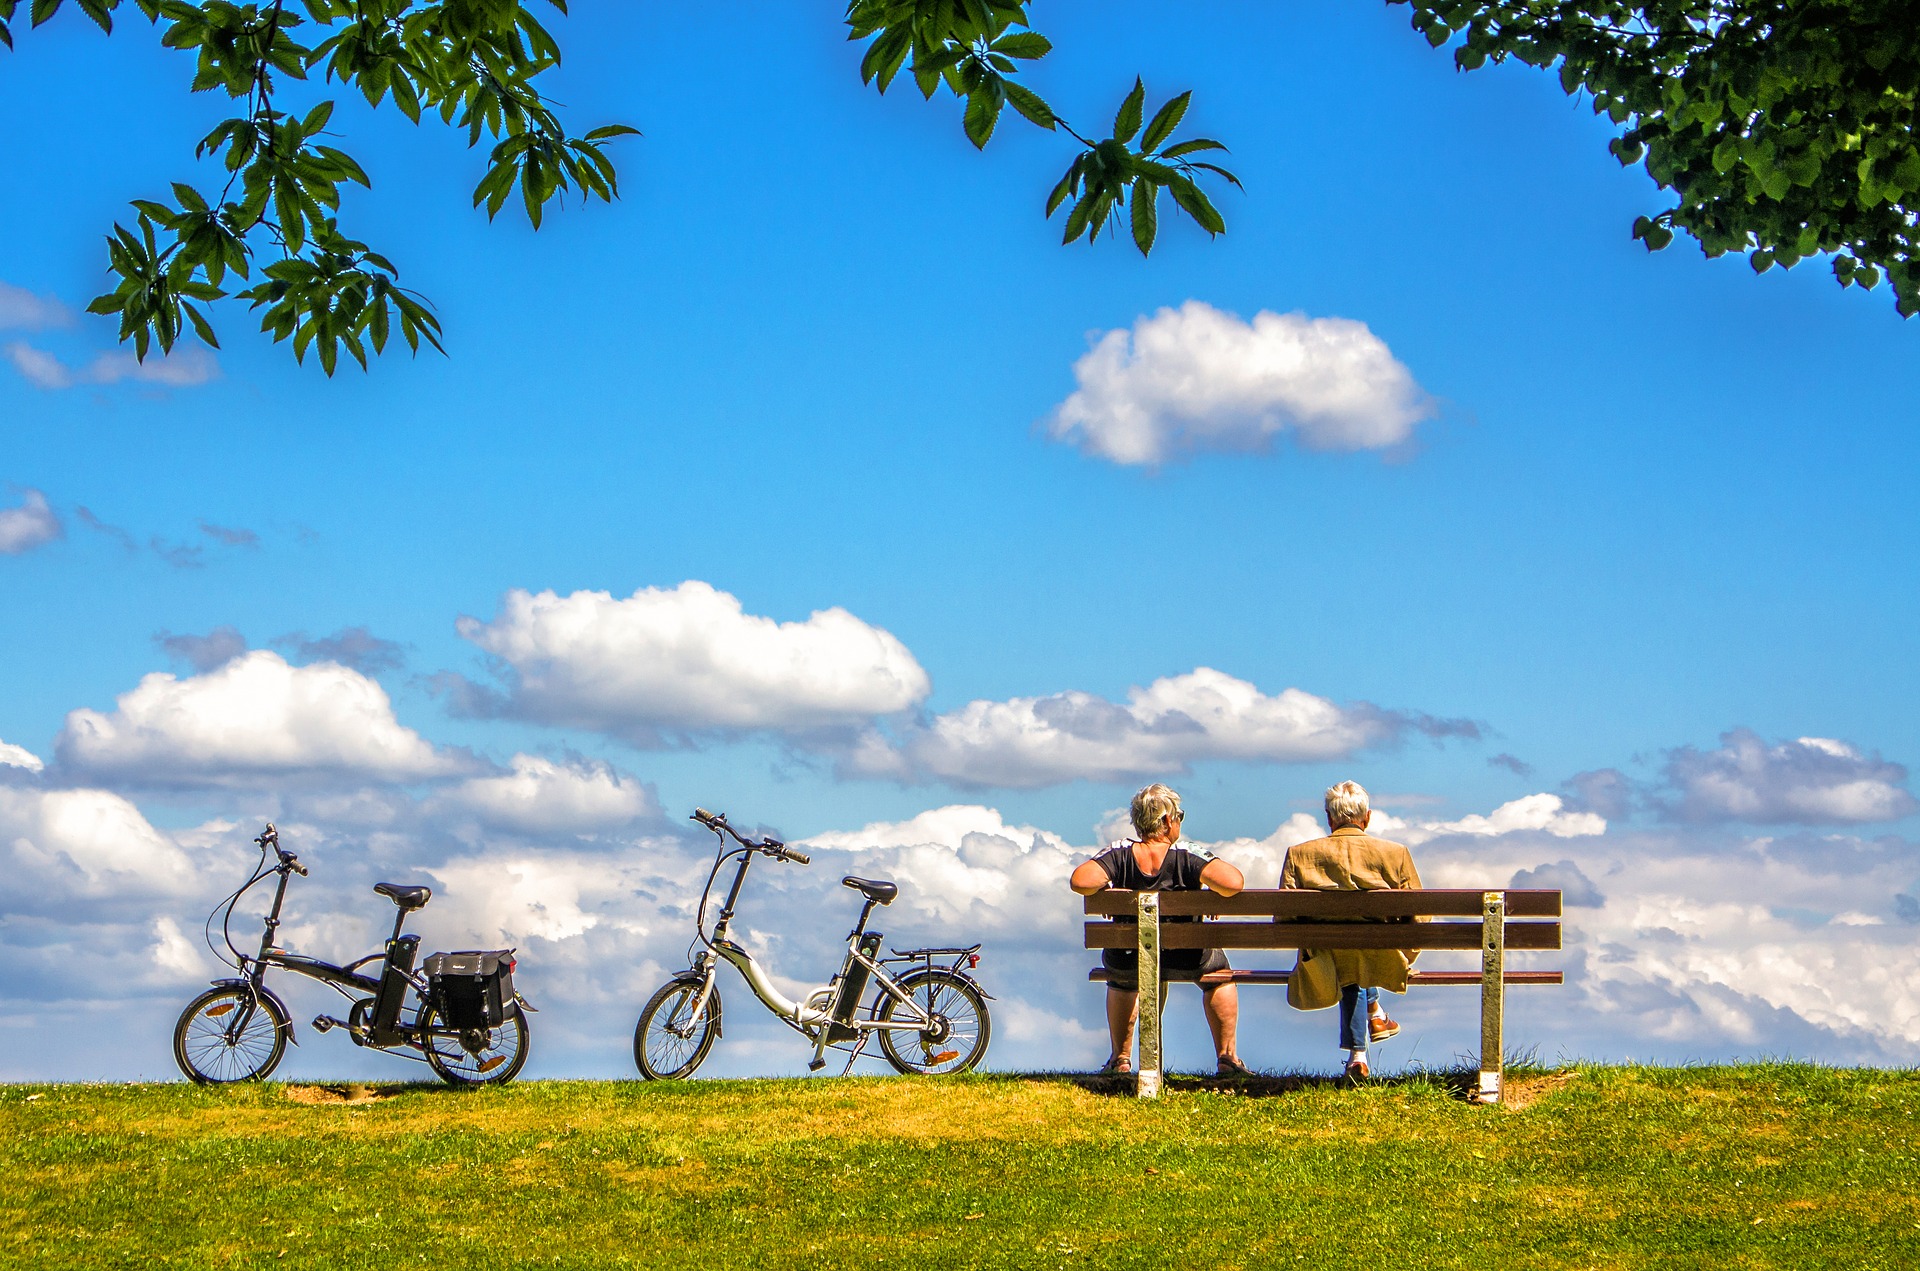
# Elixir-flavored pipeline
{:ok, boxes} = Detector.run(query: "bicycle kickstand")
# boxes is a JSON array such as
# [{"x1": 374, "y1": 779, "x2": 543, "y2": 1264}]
[{"x1": 837, "y1": 1030, "x2": 874, "y2": 1077}]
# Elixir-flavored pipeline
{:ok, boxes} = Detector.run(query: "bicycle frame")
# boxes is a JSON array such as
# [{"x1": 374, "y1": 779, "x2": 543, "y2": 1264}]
[
  {"x1": 209, "y1": 832, "x2": 487, "y2": 1063},
  {"x1": 673, "y1": 814, "x2": 988, "y2": 1074}
]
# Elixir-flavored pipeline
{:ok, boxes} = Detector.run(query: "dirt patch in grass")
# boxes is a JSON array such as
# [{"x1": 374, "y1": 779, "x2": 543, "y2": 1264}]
[
  {"x1": 1503, "y1": 1069, "x2": 1581, "y2": 1110},
  {"x1": 283, "y1": 1084, "x2": 389, "y2": 1106}
]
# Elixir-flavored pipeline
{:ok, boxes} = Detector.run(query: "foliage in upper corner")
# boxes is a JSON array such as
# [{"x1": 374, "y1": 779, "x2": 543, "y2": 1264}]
[
  {"x1": 1397, "y1": 0, "x2": 1920, "y2": 315},
  {"x1": 844, "y1": 0, "x2": 1240, "y2": 255},
  {"x1": 1, "y1": 0, "x2": 639, "y2": 374}
]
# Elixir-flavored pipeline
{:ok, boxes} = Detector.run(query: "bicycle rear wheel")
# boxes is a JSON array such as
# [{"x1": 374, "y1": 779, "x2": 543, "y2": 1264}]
[
  {"x1": 634, "y1": 976, "x2": 721, "y2": 1080},
  {"x1": 420, "y1": 1005, "x2": 530, "y2": 1086},
  {"x1": 173, "y1": 986, "x2": 288, "y2": 1084},
  {"x1": 876, "y1": 970, "x2": 990, "y2": 1075}
]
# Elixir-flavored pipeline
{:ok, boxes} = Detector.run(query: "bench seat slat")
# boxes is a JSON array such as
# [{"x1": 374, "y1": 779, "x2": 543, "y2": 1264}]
[
  {"x1": 1082, "y1": 888, "x2": 1562, "y2": 918},
  {"x1": 1084, "y1": 920, "x2": 1562, "y2": 951},
  {"x1": 1087, "y1": 968, "x2": 1564, "y2": 986}
]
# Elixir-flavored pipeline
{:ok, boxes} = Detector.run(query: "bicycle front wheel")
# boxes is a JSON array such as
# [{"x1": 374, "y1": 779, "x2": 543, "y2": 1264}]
[
  {"x1": 420, "y1": 1006, "x2": 530, "y2": 1086},
  {"x1": 876, "y1": 970, "x2": 990, "y2": 1075},
  {"x1": 634, "y1": 977, "x2": 721, "y2": 1080},
  {"x1": 173, "y1": 986, "x2": 288, "y2": 1084}
]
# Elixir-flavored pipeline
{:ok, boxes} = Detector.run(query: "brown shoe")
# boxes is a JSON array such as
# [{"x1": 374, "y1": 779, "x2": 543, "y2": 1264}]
[
  {"x1": 1345, "y1": 1057, "x2": 1370, "y2": 1081},
  {"x1": 1369, "y1": 1015, "x2": 1400, "y2": 1044}
]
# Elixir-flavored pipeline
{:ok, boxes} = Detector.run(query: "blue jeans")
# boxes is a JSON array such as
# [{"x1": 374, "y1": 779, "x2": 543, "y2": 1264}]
[{"x1": 1339, "y1": 985, "x2": 1379, "y2": 1050}]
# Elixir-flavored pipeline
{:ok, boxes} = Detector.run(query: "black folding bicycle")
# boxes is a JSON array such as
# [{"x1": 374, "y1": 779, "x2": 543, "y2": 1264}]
[{"x1": 172, "y1": 824, "x2": 533, "y2": 1086}]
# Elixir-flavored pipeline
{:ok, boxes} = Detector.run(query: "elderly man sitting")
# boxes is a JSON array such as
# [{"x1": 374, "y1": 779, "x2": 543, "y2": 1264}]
[
  {"x1": 1070, "y1": 783, "x2": 1251, "y2": 1077},
  {"x1": 1282, "y1": 780, "x2": 1422, "y2": 1080}
]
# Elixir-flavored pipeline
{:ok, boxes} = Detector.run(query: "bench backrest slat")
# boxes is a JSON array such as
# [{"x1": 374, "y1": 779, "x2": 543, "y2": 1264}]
[
  {"x1": 1081, "y1": 888, "x2": 1561, "y2": 919},
  {"x1": 1083, "y1": 920, "x2": 1562, "y2": 952}
]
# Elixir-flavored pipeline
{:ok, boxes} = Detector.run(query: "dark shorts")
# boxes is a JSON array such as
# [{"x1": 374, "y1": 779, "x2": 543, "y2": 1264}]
[{"x1": 1101, "y1": 945, "x2": 1231, "y2": 991}]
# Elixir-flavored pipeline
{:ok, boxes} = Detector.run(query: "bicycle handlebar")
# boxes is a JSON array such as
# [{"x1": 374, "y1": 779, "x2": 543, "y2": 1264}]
[
  {"x1": 282, "y1": 853, "x2": 308, "y2": 877},
  {"x1": 690, "y1": 807, "x2": 809, "y2": 864}
]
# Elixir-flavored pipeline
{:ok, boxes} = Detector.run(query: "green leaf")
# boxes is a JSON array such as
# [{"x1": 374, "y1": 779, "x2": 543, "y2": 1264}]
[
  {"x1": 1159, "y1": 138, "x2": 1224, "y2": 159},
  {"x1": 989, "y1": 31, "x2": 1049, "y2": 59},
  {"x1": 1112, "y1": 77, "x2": 1144, "y2": 144},
  {"x1": 1002, "y1": 80, "x2": 1053, "y2": 129},
  {"x1": 1139, "y1": 90, "x2": 1190, "y2": 153},
  {"x1": 1129, "y1": 179, "x2": 1157, "y2": 255},
  {"x1": 964, "y1": 83, "x2": 1003, "y2": 149},
  {"x1": 183, "y1": 302, "x2": 220, "y2": 348}
]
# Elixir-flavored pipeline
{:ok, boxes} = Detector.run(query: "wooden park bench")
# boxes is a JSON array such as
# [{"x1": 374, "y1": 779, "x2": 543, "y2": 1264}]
[{"x1": 1084, "y1": 888, "x2": 1563, "y2": 1103}]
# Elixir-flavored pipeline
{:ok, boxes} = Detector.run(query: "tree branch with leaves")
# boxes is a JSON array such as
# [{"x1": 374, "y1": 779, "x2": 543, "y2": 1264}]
[
  {"x1": 844, "y1": 0, "x2": 1241, "y2": 255},
  {"x1": 1400, "y1": 0, "x2": 1920, "y2": 315},
  {"x1": 1, "y1": 0, "x2": 638, "y2": 374}
]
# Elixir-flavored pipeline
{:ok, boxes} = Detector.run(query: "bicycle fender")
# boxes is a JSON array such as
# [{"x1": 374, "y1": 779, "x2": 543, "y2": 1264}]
[
  {"x1": 209, "y1": 978, "x2": 299, "y2": 1044},
  {"x1": 673, "y1": 971, "x2": 722, "y2": 1040},
  {"x1": 896, "y1": 967, "x2": 996, "y2": 1001}
]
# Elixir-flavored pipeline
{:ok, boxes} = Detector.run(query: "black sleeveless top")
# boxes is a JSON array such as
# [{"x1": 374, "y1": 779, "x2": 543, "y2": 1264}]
[{"x1": 1092, "y1": 841, "x2": 1216, "y2": 923}]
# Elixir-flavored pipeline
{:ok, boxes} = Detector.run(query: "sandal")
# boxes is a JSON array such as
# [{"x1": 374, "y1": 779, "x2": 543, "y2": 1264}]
[
  {"x1": 1215, "y1": 1055, "x2": 1255, "y2": 1078},
  {"x1": 1098, "y1": 1055, "x2": 1132, "y2": 1075}
]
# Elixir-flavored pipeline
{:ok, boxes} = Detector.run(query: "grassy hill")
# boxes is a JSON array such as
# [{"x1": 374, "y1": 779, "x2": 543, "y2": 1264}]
[{"x1": 3, "y1": 1064, "x2": 1915, "y2": 1269}]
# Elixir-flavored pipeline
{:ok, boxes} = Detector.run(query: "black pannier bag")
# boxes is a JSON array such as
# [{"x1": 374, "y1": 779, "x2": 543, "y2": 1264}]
[{"x1": 423, "y1": 949, "x2": 518, "y2": 1031}]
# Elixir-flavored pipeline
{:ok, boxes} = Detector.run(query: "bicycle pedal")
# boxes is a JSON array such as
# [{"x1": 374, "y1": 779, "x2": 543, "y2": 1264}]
[{"x1": 312, "y1": 1015, "x2": 343, "y2": 1034}]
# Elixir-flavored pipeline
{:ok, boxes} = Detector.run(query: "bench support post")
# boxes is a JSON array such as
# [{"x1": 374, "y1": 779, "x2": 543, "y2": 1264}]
[
  {"x1": 1477, "y1": 890, "x2": 1505, "y2": 1105},
  {"x1": 1136, "y1": 892, "x2": 1161, "y2": 1099}
]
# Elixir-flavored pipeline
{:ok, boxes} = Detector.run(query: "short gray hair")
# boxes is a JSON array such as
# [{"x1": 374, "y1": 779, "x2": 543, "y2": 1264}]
[
  {"x1": 1324, "y1": 780, "x2": 1370, "y2": 828},
  {"x1": 1130, "y1": 783, "x2": 1183, "y2": 838}
]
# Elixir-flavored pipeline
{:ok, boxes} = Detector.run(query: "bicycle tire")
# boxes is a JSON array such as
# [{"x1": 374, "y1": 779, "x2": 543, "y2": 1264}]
[
  {"x1": 634, "y1": 976, "x2": 721, "y2": 1080},
  {"x1": 173, "y1": 985, "x2": 289, "y2": 1084},
  {"x1": 420, "y1": 1004, "x2": 530, "y2": 1086},
  {"x1": 875, "y1": 969, "x2": 990, "y2": 1075}
]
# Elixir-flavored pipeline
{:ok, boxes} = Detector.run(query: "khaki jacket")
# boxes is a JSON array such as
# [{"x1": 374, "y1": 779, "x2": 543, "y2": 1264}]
[{"x1": 1281, "y1": 826, "x2": 1423, "y2": 1011}]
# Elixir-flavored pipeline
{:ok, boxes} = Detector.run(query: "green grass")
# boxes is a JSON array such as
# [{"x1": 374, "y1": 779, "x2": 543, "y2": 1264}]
[{"x1": 3, "y1": 1065, "x2": 1917, "y2": 1269}]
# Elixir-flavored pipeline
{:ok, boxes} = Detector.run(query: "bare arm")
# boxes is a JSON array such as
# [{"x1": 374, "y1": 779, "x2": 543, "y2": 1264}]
[
  {"x1": 1070, "y1": 857, "x2": 1111, "y2": 896},
  {"x1": 1199, "y1": 857, "x2": 1244, "y2": 897}
]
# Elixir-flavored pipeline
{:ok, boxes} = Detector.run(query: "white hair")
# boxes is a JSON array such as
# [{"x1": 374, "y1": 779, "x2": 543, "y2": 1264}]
[{"x1": 1324, "y1": 780, "x2": 1370, "y2": 829}]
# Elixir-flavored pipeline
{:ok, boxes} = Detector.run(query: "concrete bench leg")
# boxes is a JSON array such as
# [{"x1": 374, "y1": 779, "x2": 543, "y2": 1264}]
[
  {"x1": 1477, "y1": 890, "x2": 1505, "y2": 1105},
  {"x1": 1137, "y1": 892, "x2": 1161, "y2": 1099}
]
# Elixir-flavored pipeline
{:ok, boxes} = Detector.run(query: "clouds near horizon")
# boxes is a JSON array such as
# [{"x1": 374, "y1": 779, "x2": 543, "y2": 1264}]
[
  {"x1": 1658, "y1": 729, "x2": 1916, "y2": 825},
  {"x1": 849, "y1": 667, "x2": 1479, "y2": 788},
  {"x1": 1045, "y1": 301, "x2": 1436, "y2": 465}
]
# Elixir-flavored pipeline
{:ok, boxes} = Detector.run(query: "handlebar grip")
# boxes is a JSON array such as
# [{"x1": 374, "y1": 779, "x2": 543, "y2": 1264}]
[
  {"x1": 692, "y1": 807, "x2": 719, "y2": 826},
  {"x1": 783, "y1": 847, "x2": 810, "y2": 865},
  {"x1": 287, "y1": 857, "x2": 308, "y2": 877}
]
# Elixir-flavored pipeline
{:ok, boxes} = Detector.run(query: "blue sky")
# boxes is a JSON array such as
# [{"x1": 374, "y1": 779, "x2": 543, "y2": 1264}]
[{"x1": 2, "y1": 3, "x2": 1917, "y2": 1080}]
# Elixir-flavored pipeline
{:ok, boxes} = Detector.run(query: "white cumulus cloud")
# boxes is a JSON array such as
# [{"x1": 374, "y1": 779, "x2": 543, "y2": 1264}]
[
  {"x1": 1399, "y1": 792, "x2": 1608, "y2": 843},
  {"x1": 1045, "y1": 301, "x2": 1436, "y2": 465},
  {"x1": 0, "y1": 784, "x2": 201, "y2": 905},
  {"x1": 56, "y1": 650, "x2": 468, "y2": 787},
  {"x1": 455, "y1": 581, "x2": 931, "y2": 742},
  {"x1": 1659, "y1": 729, "x2": 1916, "y2": 824},
  {"x1": 437, "y1": 753, "x2": 657, "y2": 837},
  {"x1": 853, "y1": 667, "x2": 1468, "y2": 788},
  {"x1": 0, "y1": 488, "x2": 62, "y2": 555},
  {"x1": 0, "y1": 739, "x2": 45, "y2": 772}
]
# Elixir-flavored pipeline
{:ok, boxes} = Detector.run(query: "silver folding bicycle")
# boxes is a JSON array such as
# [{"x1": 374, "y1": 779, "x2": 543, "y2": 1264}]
[{"x1": 632, "y1": 808, "x2": 993, "y2": 1079}]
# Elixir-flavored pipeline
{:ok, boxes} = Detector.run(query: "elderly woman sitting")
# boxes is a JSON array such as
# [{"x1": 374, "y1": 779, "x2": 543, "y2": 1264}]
[{"x1": 1070, "y1": 783, "x2": 1251, "y2": 1077}]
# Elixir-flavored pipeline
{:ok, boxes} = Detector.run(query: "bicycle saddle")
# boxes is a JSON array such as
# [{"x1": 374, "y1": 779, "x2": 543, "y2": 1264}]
[
  {"x1": 841, "y1": 876, "x2": 897, "y2": 905},
  {"x1": 373, "y1": 883, "x2": 432, "y2": 910}
]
